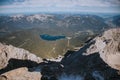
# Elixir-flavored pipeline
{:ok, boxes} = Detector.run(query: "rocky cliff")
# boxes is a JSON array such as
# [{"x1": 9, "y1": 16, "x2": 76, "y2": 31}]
[
  {"x1": 86, "y1": 28, "x2": 120, "y2": 70},
  {"x1": 60, "y1": 28, "x2": 120, "y2": 80},
  {"x1": 0, "y1": 67, "x2": 41, "y2": 80},
  {"x1": 0, "y1": 28, "x2": 120, "y2": 80},
  {"x1": 0, "y1": 43, "x2": 43, "y2": 69},
  {"x1": 0, "y1": 43, "x2": 43, "y2": 80}
]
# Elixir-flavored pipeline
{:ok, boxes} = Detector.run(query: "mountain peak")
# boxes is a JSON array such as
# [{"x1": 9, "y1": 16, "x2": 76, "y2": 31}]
[{"x1": 86, "y1": 28, "x2": 120, "y2": 70}]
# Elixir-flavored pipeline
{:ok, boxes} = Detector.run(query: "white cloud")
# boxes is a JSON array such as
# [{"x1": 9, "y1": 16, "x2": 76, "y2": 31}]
[
  {"x1": 0, "y1": 0, "x2": 120, "y2": 14},
  {"x1": 1, "y1": 0, "x2": 120, "y2": 8},
  {"x1": 22, "y1": 0, "x2": 120, "y2": 7}
]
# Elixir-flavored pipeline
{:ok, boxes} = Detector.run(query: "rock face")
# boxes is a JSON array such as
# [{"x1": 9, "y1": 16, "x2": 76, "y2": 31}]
[
  {"x1": 86, "y1": 28, "x2": 120, "y2": 70},
  {"x1": 0, "y1": 67, "x2": 41, "y2": 80},
  {"x1": 0, "y1": 43, "x2": 43, "y2": 70},
  {"x1": 0, "y1": 43, "x2": 43, "y2": 80},
  {"x1": 59, "y1": 28, "x2": 120, "y2": 80}
]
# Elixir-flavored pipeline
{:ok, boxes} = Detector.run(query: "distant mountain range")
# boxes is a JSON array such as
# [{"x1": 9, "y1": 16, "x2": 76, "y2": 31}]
[{"x1": 0, "y1": 14, "x2": 109, "y2": 32}]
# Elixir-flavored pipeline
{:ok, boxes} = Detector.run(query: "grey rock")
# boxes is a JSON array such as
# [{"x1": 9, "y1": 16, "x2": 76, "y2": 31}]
[
  {"x1": 0, "y1": 43, "x2": 43, "y2": 69},
  {"x1": 86, "y1": 28, "x2": 120, "y2": 70}
]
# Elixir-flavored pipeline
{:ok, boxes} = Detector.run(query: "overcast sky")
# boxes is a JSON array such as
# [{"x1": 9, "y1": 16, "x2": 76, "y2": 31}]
[{"x1": 0, "y1": 0, "x2": 120, "y2": 14}]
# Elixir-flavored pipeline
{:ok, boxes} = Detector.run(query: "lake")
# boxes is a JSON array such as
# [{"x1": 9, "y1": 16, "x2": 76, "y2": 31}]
[{"x1": 40, "y1": 34, "x2": 66, "y2": 41}]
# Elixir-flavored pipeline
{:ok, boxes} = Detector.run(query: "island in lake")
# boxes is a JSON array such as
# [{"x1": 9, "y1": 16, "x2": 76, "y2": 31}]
[{"x1": 40, "y1": 34, "x2": 66, "y2": 41}]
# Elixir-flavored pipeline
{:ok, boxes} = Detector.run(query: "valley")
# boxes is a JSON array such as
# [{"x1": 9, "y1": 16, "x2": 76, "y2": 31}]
[{"x1": 0, "y1": 13, "x2": 119, "y2": 58}]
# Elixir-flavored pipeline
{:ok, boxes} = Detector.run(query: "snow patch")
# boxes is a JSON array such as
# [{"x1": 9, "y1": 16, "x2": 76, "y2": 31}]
[
  {"x1": 47, "y1": 55, "x2": 63, "y2": 62},
  {"x1": 26, "y1": 14, "x2": 53, "y2": 22},
  {"x1": 10, "y1": 14, "x2": 24, "y2": 21}
]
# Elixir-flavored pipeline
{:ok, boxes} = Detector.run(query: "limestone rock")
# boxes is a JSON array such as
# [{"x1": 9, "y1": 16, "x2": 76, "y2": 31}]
[
  {"x1": 59, "y1": 28, "x2": 120, "y2": 80},
  {"x1": 86, "y1": 28, "x2": 120, "y2": 70},
  {"x1": 0, "y1": 43, "x2": 43, "y2": 69},
  {"x1": 0, "y1": 67, "x2": 41, "y2": 80}
]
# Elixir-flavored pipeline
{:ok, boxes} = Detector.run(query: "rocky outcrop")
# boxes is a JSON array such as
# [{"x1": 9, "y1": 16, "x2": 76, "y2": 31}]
[
  {"x1": 0, "y1": 43, "x2": 43, "y2": 70},
  {"x1": 58, "y1": 28, "x2": 120, "y2": 80},
  {"x1": 86, "y1": 28, "x2": 120, "y2": 70},
  {"x1": 0, "y1": 67, "x2": 41, "y2": 80},
  {"x1": 0, "y1": 43, "x2": 43, "y2": 80}
]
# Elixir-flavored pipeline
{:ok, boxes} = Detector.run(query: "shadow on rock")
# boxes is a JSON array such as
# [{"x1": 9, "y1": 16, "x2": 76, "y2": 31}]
[{"x1": 0, "y1": 58, "x2": 39, "y2": 74}]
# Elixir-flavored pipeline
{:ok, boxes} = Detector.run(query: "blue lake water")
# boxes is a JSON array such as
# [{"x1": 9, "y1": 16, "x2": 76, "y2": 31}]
[{"x1": 40, "y1": 34, "x2": 66, "y2": 41}]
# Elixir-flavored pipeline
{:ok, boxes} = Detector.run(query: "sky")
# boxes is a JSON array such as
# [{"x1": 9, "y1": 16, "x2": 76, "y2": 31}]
[{"x1": 0, "y1": 0, "x2": 120, "y2": 14}]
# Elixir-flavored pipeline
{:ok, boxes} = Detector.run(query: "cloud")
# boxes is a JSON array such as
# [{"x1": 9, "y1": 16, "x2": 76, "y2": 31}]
[
  {"x1": 0, "y1": 0, "x2": 120, "y2": 14},
  {"x1": 1, "y1": 0, "x2": 120, "y2": 7},
  {"x1": 102, "y1": 0, "x2": 120, "y2": 5}
]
